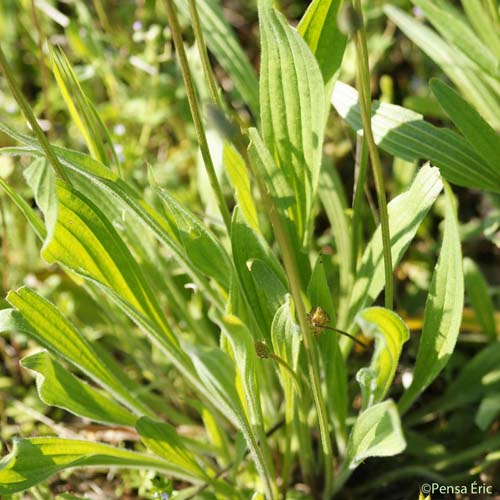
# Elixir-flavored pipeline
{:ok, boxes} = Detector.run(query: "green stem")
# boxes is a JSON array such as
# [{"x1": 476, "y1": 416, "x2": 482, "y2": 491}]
[
  {"x1": 163, "y1": 0, "x2": 232, "y2": 232},
  {"x1": 249, "y1": 156, "x2": 333, "y2": 499},
  {"x1": 351, "y1": 134, "x2": 368, "y2": 273},
  {"x1": 352, "y1": 0, "x2": 393, "y2": 310},
  {"x1": 188, "y1": 0, "x2": 222, "y2": 108},
  {"x1": 0, "y1": 44, "x2": 71, "y2": 184}
]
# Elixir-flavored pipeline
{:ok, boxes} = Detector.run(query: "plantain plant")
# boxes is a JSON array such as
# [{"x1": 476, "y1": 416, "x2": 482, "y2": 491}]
[{"x1": 0, "y1": 0, "x2": 498, "y2": 499}]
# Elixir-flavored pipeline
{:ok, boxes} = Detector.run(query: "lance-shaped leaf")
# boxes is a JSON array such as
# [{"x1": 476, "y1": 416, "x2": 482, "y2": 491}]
[
  {"x1": 156, "y1": 188, "x2": 232, "y2": 290},
  {"x1": 136, "y1": 417, "x2": 209, "y2": 480},
  {"x1": 347, "y1": 164, "x2": 443, "y2": 328},
  {"x1": 463, "y1": 257, "x2": 496, "y2": 339},
  {"x1": 173, "y1": 0, "x2": 259, "y2": 116},
  {"x1": 345, "y1": 400, "x2": 406, "y2": 469},
  {"x1": 231, "y1": 208, "x2": 286, "y2": 340},
  {"x1": 21, "y1": 351, "x2": 137, "y2": 427},
  {"x1": 355, "y1": 308, "x2": 410, "y2": 409},
  {"x1": 49, "y1": 46, "x2": 118, "y2": 169},
  {"x1": 0, "y1": 121, "x2": 222, "y2": 310},
  {"x1": 259, "y1": 0, "x2": 326, "y2": 241},
  {"x1": 332, "y1": 82, "x2": 499, "y2": 192},
  {"x1": 298, "y1": 0, "x2": 346, "y2": 90},
  {"x1": 399, "y1": 184, "x2": 463, "y2": 414},
  {"x1": 0, "y1": 438, "x2": 186, "y2": 495},
  {"x1": 40, "y1": 180, "x2": 180, "y2": 354},
  {"x1": 384, "y1": 5, "x2": 500, "y2": 129},
  {"x1": 307, "y1": 256, "x2": 348, "y2": 451},
  {"x1": 430, "y1": 78, "x2": 500, "y2": 187},
  {"x1": 190, "y1": 347, "x2": 275, "y2": 499},
  {"x1": 411, "y1": 0, "x2": 499, "y2": 79},
  {"x1": 223, "y1": 144, "x2": 260, "y2": 233},
  {"x1": 0, "y1": 289, "x2": 152, "y2": 417}
]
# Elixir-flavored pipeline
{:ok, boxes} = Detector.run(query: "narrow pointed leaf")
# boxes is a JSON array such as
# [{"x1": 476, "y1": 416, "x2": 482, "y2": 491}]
[
  {"x1": 21, "y1": 351, "x2": 137, "y2": 427},
  {"x1": 136, "y1": 417, "x2": 209, "y2": 480},
  {"x1": 348, "y1": 164, "x2": 443, "y2": 327},
  {"x1": 259, "y1": 1, "x2": 325, "y2": 240},
  {"x1": 399, "y1": 184, "x2": 464, "y2": 414},
  {"x1": 0, "y1": 438, "x2": 183, "y2": 495},
  {"x1": 0, "y1": 289, "x2": 152, "y2": 417},
  {"x1": 298, "y1": 0, "x2": 346, "y2": 89},
  {"x1": 332, "y1": 82, "x2": 499, "y2": 192},
  {"x1": 430, "y1": 78, "x2": 500, "y2": 184}
]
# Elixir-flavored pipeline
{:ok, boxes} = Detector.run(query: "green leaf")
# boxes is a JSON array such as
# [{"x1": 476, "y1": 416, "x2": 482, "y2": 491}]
[
  {"x1": 0, "y1": 288, "x2": 152, "y2": 417},
  {"x1": 355, "y1": 308, "x2": 410, "y2": 409},
  {"x1": 0, "y1": 121, "x2": 223, "y2": 310},
  {"x1": 411, "y1": 0, "x2": 500, "y2": 79},
  {"x1": 318, "y1": 164, "x2": 353, "y2": 329},
  {"x1": 399, "y1": 183, "x2": 464, "y2": 414},
  {"x1": 463, "y1": 257, "x2": 497, "y2": 339},
  {"x1": 259, "y1": 1, "x2": 326, "y2": 241},
  {"x1": 345, "y1": 400, "x2": 406, "y2": 469},
  {"x1": 49, "y1": 46, "x2": 118, "y2": 170},
  {"x1": 136, "y1": 417, "x2": 209, "y2": 480},
  {"x1": 21, "y1": 351, "x2": 137, "y2": 427},
  {"x1": 271, "y1": 297, "x2": 301, "y2": 406},
  {"x1": 347, "y1": 163, "x2": 443, "y2": 328},
  {"x1": 332, "y1": 82, "x2": 499, "y2": 192},
  {"x1": 156, "y1": 188, "x2": 232, "y2": 289},
  {"x1": 223, "y1": 144, "x2": 260, "y2": 233},
  {"x1": 0, "y1": 437, "x2": 183, "y2": 495},
  {"x1": 461, "y1": 0, "x2": 500, "y2": 59},
  {"x1": 384, "y1": 5, "x2": 500, "y2": 129},
  {"x1": 307, "y1": 256, "x2": 348, "y2": 450},
  {"x1": 174, "y1": 0, "x2": 259, "y2": 116},
  {"x1": 297, "y1": 0, "x2": 346, "y2": 89},
  {"x1": 231, "y1": 208, "x2": 286, "y2": 339},
  {"x1": 476, "y1": 393, "x2": 500, "y2": 430},
  {"x1": 41, "y1": 180, "x2": 180, "y2": 350},
  {"x1": 430, "y1": 78, "x2": 500, "y2": 186},
  {"x1": 441, "y1": 342, "x2": 500, "y2": 411}
]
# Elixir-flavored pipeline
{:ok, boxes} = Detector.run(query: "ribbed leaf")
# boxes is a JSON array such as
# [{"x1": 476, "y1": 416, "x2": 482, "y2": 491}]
[
  {"x1": 223, "y1": 144, "x2": 260, "y2": 233},
  {"x1": 399, "y1": 184, "x2": 464, "y2": 414},
  {"x1": 259, "y1": 0, "x2": 325, "y2": 241},
  {"x1": 384, "y1": 5, "x2": 500, "y2": 129},
  {"x1": 49, "y1": 47, "x2": 118, "y2": 169},
  {"x1": 347, "y1": 164, "x2": 443, "y2": 328},
  {"x1": 174, "y1": 0, "x2": 259, "y2": 116},
  {"x1": 345, "y1": 400, "x2": 406, "y2": 469},
  {"x1": 21, "y1": 351, "x2": 137, "y2": 427},
  {"x1": 136, "y1": 417, "x2": 208, "y2": 480},
  {"x1": 430, "y1": 79, "x2": 500, "y2": 186},
  {"x1": 156, "y1": 188, "x2": 232, "y2": 289},
  {"x1": 355, "y1": 308, "x2": 409, "y2": 409},
  {"x1": 297, "y1": 0, "x2": 346, "y2": 89},
  {"x1": 463, "y1": 258, "x2": 496, "y2": 339},
  {"x1": 461, "y1": 0, "x2": 500, "y2": 59},
  {"x1": 411, "y1": 0, "x2": 500, "y2": 79},
  {"x1": 308, "y1": 256, "x2": 347, "y2": 451},
  {"x1": 0, "y1": 288, "x2": 151, "y2": 417},
  {"x1": 332, "y1": 82, "x2": 499, "y2": 192},
  {"x1": 318, "y1": 164, "x2": 353, "y2": 329},
  {"x1": 0, "y1": 438, "x2": 182, "y2": 495}
]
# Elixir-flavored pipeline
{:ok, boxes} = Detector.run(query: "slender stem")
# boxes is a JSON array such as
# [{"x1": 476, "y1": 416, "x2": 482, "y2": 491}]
[
  {"x1": 352, "y1": 0, "x2": 393, "y2": 310},
  {"x1": 249, "y1": 155, "x2": 334, "y2": 499},
  {"x1": 0, "y1": 44, "x2": 71, "y2": 184},
  {"x1": 320, "y1": 325, "x2": 367, "y2": 349},
  {"x1": 351, "y1": 133, "x2": 368, "y2": 272},
  {"x1": 163, "y1": 0, "x2": 231, "y2": 232},
  {"x1": 269, "y1": 353, "x2": 302, "y2": 394},
  {"x1": 188, "y1": 0, "x2": 222, "y2": 108}
]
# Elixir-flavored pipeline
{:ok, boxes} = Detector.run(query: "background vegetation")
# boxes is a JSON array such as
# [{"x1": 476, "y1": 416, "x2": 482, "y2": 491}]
[{"x1": 0, "y1": 0, "x2": 498, "y2": 499}]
